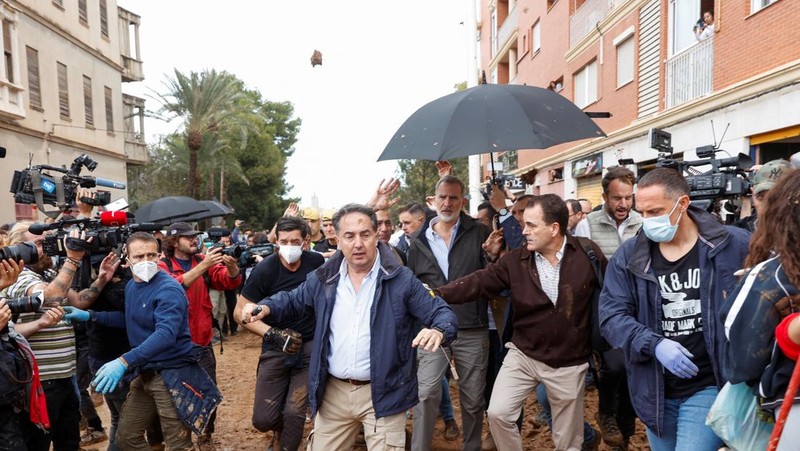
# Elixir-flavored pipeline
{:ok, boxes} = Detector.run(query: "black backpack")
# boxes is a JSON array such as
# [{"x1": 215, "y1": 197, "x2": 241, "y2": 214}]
[{"x1": 575, "y1": 237, "x2": 611, "y2": 352}]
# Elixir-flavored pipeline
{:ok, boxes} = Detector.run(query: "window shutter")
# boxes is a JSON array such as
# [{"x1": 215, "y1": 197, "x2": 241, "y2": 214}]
[
  {"x1": 57, "y1": 62, "x2": 69, "y2": 117},
  {"x1": 104, "y1": 86, "x2": 113, "y2": 132},
  {"x1": 78, "y1": 0, "x2": 88, "y2": 24},
  {"x1": 26, "y1": 46, "x2": 41, "y2": 109},
  {"x1": 83, "y1": 75, "x2": 93, "y2": 126},
  {"x1": 3, "y1": 21, "x2": 13, "y2": 83},
  {"x1": 100, "y1": 0, "x2": 108, "y2": 38}
]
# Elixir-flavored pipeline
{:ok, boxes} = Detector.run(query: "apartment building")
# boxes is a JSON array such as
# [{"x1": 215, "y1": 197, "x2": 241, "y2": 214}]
[
  {"x1": 481, "y1": 0, "x2": 800, "y2": 208},
  {"x1": 0, "y1": 0, "x2": 145, "y2": 223}
]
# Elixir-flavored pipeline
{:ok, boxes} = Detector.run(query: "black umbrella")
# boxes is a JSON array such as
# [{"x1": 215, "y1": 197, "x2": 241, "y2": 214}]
[
  {"x1": 178, "y1": 200, "x2": 235, "y2": 222},
  {"x1": 379, "y1": 83, "x2": 606, "y2": 164},
  {"x1": 134, "y1": 196, "x2": 210, "y2": 224}
]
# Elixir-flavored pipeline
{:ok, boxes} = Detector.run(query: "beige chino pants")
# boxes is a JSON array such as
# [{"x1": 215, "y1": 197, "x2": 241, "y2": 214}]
[
  {"x1": 487, "y1": 343, "x2": 588, "y2": 451},
  {"x1": 309, "y1": 377, "x2": 406, "y2": 451}
]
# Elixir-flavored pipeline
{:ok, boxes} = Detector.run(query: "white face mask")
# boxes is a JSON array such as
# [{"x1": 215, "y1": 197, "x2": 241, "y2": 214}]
[
  {"x1": 279, "y1": 245, "x2": 303, "y2": 264},
  {"x1": 131, "y1": 261, "x2": 159, "y2": 283}
]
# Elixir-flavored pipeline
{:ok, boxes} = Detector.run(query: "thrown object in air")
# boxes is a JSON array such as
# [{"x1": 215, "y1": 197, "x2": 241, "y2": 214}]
[{"x1": 311, "y1": 49, "x2": 323, "y2": 67}]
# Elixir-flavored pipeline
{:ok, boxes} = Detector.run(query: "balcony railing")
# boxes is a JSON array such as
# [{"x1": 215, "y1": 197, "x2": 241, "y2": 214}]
[
  {"x1": 124, "y1": 140, "x2": 147, "y2": 165},
  {"x1": 494, "y1": 4, "x2": 518, "y2": 55},
  {"x1": 121, "y1": 55, "x2": 143, "y2": 82},
  {"x1": 570, "y1": 0, "x2": 618, "y2": 48},
  {"x1": 666, "y1": 36, "x2": 714, "y2": 109}
]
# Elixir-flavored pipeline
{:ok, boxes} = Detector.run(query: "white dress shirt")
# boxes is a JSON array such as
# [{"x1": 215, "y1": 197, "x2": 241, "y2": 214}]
[
  {"x1": 534, "y1": 236, "x2": 566, "y2": 305},
  {"x1": 327, "y1": 252, "x2": 382, "y2": 381}
]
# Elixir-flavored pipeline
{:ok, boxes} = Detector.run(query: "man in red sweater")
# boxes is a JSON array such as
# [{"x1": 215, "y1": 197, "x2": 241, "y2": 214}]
[{"x1": 159, "y1": 222, "x2": 242, "y2": 450}]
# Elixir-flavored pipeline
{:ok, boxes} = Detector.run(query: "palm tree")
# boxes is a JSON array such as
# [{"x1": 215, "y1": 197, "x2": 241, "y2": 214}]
[{"x1": 154, "y1": 69, "x2": 249, "y2": 198}]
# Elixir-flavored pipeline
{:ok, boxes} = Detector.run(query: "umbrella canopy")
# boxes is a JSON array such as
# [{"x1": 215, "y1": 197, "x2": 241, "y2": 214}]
[
  {"x1": 179, "y1": 200, "x2": 235, "y2": 222},
  {"x1": 379, "y1": 83, "x2": 606, "y2": 162},
  {"x1": 134, "y1": 196, "x2": 210, "y2": 224}
]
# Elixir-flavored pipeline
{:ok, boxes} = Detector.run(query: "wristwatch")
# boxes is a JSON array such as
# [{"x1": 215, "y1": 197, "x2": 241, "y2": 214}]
[{"x1": 498, "y1": 208, "x2": 509, "y2": 216}]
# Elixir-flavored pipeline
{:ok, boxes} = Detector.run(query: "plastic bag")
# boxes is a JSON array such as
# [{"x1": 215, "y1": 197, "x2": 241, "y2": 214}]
[{"x1": 706, "y1": 382, "x2": 773, "y2": 451}]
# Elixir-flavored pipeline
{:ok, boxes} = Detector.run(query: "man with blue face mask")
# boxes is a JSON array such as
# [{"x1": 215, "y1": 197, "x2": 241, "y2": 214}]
[{"x1": 599, "y1": 168, "x2": 750, "y2": 451}]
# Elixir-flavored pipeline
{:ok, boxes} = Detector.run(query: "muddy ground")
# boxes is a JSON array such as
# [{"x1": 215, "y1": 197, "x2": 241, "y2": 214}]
[{"x1": 92, "y1": 331, "x2": 650, "y2": 450}]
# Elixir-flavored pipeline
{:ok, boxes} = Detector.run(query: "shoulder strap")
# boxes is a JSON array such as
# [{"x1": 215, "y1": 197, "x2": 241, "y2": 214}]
[
  {"x1": 576, "y1": 236, "x2": 603, "y2": 286},
  {"x1": 160, "y1": 257, "x2": 174, "y2": 273}
]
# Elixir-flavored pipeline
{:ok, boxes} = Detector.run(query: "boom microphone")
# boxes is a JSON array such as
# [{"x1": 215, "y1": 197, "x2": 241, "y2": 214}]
[{"x1": 28, "y1": 222, "x2": 58, "y2": 235}]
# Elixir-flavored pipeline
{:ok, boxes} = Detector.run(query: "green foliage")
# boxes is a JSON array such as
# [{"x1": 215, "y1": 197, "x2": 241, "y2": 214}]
[{"x1": 129, "y1": 71, "x2": 301, "y2": 230}]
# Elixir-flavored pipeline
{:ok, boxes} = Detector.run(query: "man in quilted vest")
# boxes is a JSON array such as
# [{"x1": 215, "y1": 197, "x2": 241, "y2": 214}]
[{"x1": 573, "y1": 166, "x2": 642, "y2": 450}]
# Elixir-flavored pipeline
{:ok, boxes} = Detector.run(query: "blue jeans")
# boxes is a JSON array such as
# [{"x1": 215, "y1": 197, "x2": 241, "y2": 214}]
[
  {"x1": 439, "y1": 377, "x2": 454, "y2": 422},
  {"x1": 536, "y1": 383, "x2": 596, "y2": 443},
  {"x1": 646, "y1": 386, "x2": 723, "y2": 451}
]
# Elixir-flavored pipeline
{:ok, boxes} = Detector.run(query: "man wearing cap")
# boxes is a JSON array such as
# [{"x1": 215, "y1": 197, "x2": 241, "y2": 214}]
[
  {"x1": 733, "y1": 159, "x2": 791, "y2": 232},
  {"x1": 302, "y1": 208, "x2": 326, "y2": 248},
  {"x1": 159, "y1": 222, "x2": 242, "y2": 450},
  {"x1": 313, "y1": 209, "x2": 338, "y2": 259}
]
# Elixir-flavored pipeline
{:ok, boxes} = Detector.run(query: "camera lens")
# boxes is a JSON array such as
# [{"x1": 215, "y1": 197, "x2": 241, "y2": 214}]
[
  {"x1": 0, "y1": 241, "x2": 39, "y2": 265},
  {"x1": 5, "y1": 295, "x2": 42, "y2": 315}
]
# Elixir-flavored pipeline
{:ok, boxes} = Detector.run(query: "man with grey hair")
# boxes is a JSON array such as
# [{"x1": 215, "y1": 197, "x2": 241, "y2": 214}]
[
  {"x1": 242, "y1": 203, "x2": 457, "y2": 450},
  {"x1": 407, "y1": 175, "x2": 491, "y2": 451}
]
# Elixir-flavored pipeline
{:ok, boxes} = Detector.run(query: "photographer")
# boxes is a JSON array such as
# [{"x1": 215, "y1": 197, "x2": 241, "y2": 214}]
[
  {"x1": 158, "y1": 222, "x2": 242, "y2": 450},
  {"x1": 4, "y1": 220, "x2": 119, "y2": 451},
  {"x1": 0, "y1": 258, "x2": 34, "y2": 449}
]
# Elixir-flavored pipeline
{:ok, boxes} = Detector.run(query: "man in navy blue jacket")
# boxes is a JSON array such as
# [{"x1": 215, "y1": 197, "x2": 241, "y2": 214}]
[
  {"x1": 242, "y1": 203, "x2": 457, "y2": 450},
  {"x1": 66, "y1": 232, "x2": 220, "y2": 450},
  {"x1": 599, "y1": 168, "x2": 750, "y2": 451}
]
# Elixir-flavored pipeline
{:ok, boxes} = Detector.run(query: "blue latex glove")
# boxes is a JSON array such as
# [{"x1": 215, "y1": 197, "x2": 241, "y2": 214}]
[
  {"x1": 655, "y1": 338, "x2": 699, "y2": 379},
  {"x1": 92, "y1": 358, "x2": 127, "y2": 394},
  {"x1": 63, "y1": 306, "x2": 90, "y2": 323}
]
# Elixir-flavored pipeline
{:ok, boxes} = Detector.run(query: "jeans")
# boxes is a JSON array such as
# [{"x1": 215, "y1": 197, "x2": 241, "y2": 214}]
[
  {"x1": 536, "y1": 382, "x2": 597, "y2": 444},
  {"x1": 198, "y1": 344, "x2": 217, "y2": 435},
  {"x1": 439, "y1": 377, "x2": 454, "y2": 422},
  {"x1": 645, "y1": 386, "x2": 723, "y2": 451}
]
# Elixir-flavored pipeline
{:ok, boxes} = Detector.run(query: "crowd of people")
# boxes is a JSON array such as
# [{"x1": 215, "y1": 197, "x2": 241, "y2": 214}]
[{"x1": 1, "y1": 157, "x2": 799, "y2": 451}]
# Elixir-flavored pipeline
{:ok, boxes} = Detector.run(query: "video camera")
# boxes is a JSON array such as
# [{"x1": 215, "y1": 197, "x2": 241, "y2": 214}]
[
  {"x1": 649, "y1": 128, "x2": 753, "y2": 220},
  {"x1": 29, "y1": 211, "x2": 162, "y2": 257},
  {"x1": 203, "y1": 227, "x2": 245, "y2": 260},
  {"x1": 237, "y1": 244, "x2": 275, "y2": 269},
  {"x1": 10, "y1": 154, "x2": 126, "y2": 218}
]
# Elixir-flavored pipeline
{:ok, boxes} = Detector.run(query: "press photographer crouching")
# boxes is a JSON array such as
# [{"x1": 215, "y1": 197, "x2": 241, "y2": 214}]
[{"x1": 3, "y1": 220, "x2": 119, "y2": 451}]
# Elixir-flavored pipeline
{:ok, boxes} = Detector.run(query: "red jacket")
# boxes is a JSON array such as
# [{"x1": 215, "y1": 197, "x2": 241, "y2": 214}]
[{"x1": 159, "y1": 255, "x2": 242, "y2": 346}]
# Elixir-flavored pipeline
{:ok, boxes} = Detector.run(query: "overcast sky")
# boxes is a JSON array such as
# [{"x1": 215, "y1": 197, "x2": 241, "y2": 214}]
[{"x1": 118, "y1": 0, "x2": 472, "y2": 210}]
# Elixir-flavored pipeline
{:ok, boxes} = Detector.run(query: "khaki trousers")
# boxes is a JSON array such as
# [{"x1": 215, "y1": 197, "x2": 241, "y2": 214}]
[
  {"x1": 487, "y1": 343, "x2": 588, "y2": 451},
  {"x1": 310, "y1": 377, "x2": 406, "y2": 451}
]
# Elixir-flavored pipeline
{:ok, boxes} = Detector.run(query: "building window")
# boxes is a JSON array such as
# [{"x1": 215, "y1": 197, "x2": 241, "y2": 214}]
[
  {"x1": 532, "y1": 20, "x2": 541, "y2": 54},
  {"x1": 78, "y1": 0, "x2": 88, "y2": 25},
  {"x1": 548, "y1": 76, "x2": 564, "y2": 93},
  {"x1": 57, "y1": 61, "x2": 69, "y2": 118},
  {"x1": 751, "y1": 0, "x2": 778, "y2": 13},
  {"x1": 490, "y1": 8, "x2": 498, "y2": 56},
  {"x1": 104, "y1": 86, "x2": 113, "y2": 132},
  {"x1": 3, "y1": 21, "x2": 14, "y2": 83},
  {"x1": 616, "y1": 36, "x2": 635, "y2": 87},
  {"x1": 574, "y1": 60, "x2": 597, "y2": 108},
  {"x1": 26, "y1": 46, "x2": 41, "y2": 109},
  {"x1": 83, "y1": 76, "x2": 93, "y2": 127},
  {"x1": 52, "y1": 0, "x2": 63, "y2": 8},
  {"x1": 100, "y1": 0, "x2": 109, "y2": 38}
]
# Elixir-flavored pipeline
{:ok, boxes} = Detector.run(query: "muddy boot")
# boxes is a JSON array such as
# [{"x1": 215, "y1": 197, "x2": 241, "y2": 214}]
[
  {"x1": 595, "y1": 412, "x2": 624, "y2": 448},
  {"x1": 196, "y1": 433, "x2": 216, "y2": 451},
  {"x1": 443, "y1": 419, "x2": 460, "y2": 441}
]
